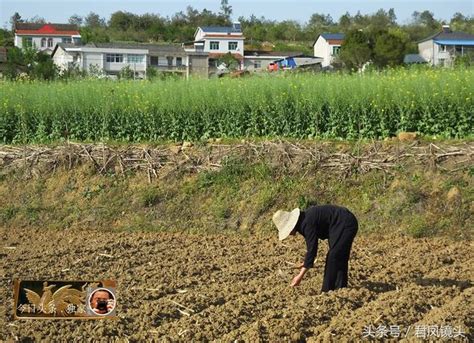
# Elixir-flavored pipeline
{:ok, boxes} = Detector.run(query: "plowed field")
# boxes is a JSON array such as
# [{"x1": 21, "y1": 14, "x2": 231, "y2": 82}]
[{"x1": 1, "y1": 227, "x2": 472, "y2": 342}]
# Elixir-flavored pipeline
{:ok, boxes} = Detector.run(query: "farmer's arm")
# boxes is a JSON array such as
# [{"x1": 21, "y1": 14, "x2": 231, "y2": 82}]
[{"x1": 291, "y1": 228, "x2": 318, "y2": 287}]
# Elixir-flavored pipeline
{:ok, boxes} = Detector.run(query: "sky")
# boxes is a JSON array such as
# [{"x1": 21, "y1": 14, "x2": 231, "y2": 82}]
[{"x1": 1, "y1": 0, "x2": 473, "y2": 29}]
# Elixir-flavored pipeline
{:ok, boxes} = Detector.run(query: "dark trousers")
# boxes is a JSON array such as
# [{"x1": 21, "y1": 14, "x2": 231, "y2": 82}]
[{"x1": 321, "y1": 213, "x2": 358, "y2": 292}]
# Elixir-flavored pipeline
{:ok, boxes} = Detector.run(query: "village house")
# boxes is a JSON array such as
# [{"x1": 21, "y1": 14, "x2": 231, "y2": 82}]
[
  {"x1": 185, "y1": 22, "x2": 245, "y2": 71},
  {"x1": 14, "y1": 23, "x2": 81, "y2": 54},
  {"x1": 418, "y1": 25, "x2": 474, "y2": 66},
  {"x1": 244, "y1": 50, "x2": 323, "y2": 72},
  {"x1": 313, "y1": 33, "x2": 345, "y2": 67},
  {"x1": 51, "y1": 42, "x2": 208, "y2": 79},
  {"x1": 243, "y1": 51, "x2": 303, "y2": 71}
]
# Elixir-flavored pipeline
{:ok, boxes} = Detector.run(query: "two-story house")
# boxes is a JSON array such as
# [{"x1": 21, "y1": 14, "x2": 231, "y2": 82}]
[
  {"x1": 313, "y1": 33, "x2": 345, "y2": 67},
  {"x1": 190, "y1": 22, "x2": 245, "y2": 70},
  {"x1": 14, "y1": 23, "x2": 81, "y2": 54},
  {"x1": 52, "y1": 42, "x2": 208, "y2": 79},
  {"x1": 418, "y1": 25, "x2": 474, "y2": 66}
]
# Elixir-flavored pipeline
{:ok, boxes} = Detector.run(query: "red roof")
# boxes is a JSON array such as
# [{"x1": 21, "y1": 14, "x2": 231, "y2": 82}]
[
  {"x1": 15, "y1": 24, "x2": 79, "y2": 36},
  {"x1": 327, "y1": 39, "x2": 343, "y2": 45}
]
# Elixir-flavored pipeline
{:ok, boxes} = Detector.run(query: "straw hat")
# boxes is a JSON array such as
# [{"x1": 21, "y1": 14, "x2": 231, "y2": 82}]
[{"x1": 272, "y1": 208, "x2": 300, "y2": 241}]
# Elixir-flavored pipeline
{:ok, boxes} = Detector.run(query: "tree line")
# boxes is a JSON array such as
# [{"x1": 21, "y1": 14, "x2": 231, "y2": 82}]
[
  {"x1": 0, "y1": 1, "x2": 473, "y2": 78},
  {"x1": 3, "y1": 4, "x2": 473, "y2": 48}
]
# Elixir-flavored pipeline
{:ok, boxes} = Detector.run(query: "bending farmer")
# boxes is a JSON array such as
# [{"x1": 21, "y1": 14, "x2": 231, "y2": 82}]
[{"x1": 273, "y1": 205, "x2": 358, "y2": 292}]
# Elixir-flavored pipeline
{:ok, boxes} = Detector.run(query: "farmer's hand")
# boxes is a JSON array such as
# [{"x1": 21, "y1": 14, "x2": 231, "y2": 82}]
[
  {"x1": 290, "y1": 267, "x2": 308, "y2": 287},
  {"x1": 294, "y1": 261, "x2": 304, "y2": 269},
  {"x1": 291, "y1": 274, "x2": 303, "y2": 287}
]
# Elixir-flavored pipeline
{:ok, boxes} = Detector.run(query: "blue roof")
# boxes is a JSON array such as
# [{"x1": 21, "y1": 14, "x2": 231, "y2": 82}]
[
  {"x1": 320, "y1": 33, "x2": 345, "y2": 40},
  {"x1": 201, "y1": 26, "x2": 241, "y2": 33},
  {"x1": 434, "y1": 39, "x2": 474, "y2": 46}
]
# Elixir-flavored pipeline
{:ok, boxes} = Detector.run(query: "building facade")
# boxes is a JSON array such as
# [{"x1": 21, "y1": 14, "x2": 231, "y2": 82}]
[
  {"x1": 313, "y1": 33, "x2": 345, "y2": 67},
  {"x1": 52, "y1": 43, "x2": 208, "y2": 79},
  {"x1": 14, "y1": 23, "x2": 81, "y2": 54},
  {"x1": 187, "y1": 23, "x2": 245, "y2": 71},
  {"x1": 418, "y1": 25, "x2": 474, "y2": 66}
]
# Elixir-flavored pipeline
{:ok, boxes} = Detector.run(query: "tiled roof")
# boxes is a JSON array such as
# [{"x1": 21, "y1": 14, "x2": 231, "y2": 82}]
[
  {"x1": 320, "y1": 33, "x2": 345, "y2": 40},
  {"x1": 420, "y1": 30, "x2": 474, "y2": 43},
  {"x1": 15, "y1": 23, "x2": 80, "y2": 35},
  {"x1": 201, "y1": 26, "x2": 241, "y2": 33}
]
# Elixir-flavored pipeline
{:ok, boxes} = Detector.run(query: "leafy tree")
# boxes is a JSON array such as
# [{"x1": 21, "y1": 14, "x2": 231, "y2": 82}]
[
  {"x1": 79, "y1": 27, "x2": 110, "y2": 43},
  {"x1": 220, "y1": 0, "x2": 233, "y2": 23},
  {"x1": 217, "y1": 52, "x2": 240, "y2": 70},
  {"x1": 68, "y1": 14, "x2": 83, "y2": 27},
  {"x1": 0, "y1": 29, "x2": 13, "y2": 46},
  {"x1": 32, "y1": 52, "x2": 58, "y2": 80},
  {"x1": 412, "y1": 10, "x2": 439, "y2": 30},
  {"x1": 28, "y1": 16, "x2": 46, "y2": 24},
  {"x1": 338, "y1": 12, "x2": 352, "y2": 31},
  {"x1": 118, "y1": 65, "x2": 135, "y2": 79},
  {"x1": 10, "y1": 12, "x2": 23, "y2": 30},
  {"x1": 339, "y1": 30, "x2": 372, "y2": 70},
  {"x1": 109, "y1": 11, "x2": 136, "y2": 31},
  {"x1": 372, "y1": 30, "x2": 406, "y2": 67},
  {"x1": 84, "y1": 12, "x2": 106, "y2": 28}
]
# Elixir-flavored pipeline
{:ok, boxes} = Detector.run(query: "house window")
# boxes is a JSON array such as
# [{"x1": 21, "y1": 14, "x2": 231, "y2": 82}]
[
  {"x1": 47, "y1": 38, "x2": 53, "y2": 48},
  {"x1": 62, "y1": 37, "x2": 72, "y2": 44},
  {"x1": 254, "y1": 61, "x2": 261, "y2": 69},
  {"x1": 210, "y1": 41, "x2": 219, "y2": 50},
  {"x1": 176, "y1": 57, "x2": 182, "y2": 66},
  {"x1": 440, "y1": 45, "x2": 447, "y2": 52},
  {"x1": 23, "y1": 37, "x2": 33, "y2": 47},
  {"x1": 228, "y1": 41, "x2": 238, "y2": 50},
  {"x1": 332, "y1": 46, "x2": 341, "y2": 56},
  {"x1": 41, "y1": 38, "x2": 46, "y2": 47},
  {"x1": 127, "y1": 54, "x2": 144, "y2": 63},
  {"x1": 167, "y1": 56, "x2": 173, "y2": 66},
  {"x1": 150, "y1": 56, "x2": 158, "y2": 66},
  {"x1": 106, "y1": 54, "x2": 124, "y2": 63}
]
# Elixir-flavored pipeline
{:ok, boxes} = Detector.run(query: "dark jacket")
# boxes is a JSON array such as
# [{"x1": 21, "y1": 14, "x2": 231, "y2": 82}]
[{"x1": 295, "y1": 205, "x2": 357, "y2": 268}]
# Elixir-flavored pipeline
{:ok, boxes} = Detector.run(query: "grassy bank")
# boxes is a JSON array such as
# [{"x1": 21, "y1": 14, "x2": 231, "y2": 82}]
[
  {"x1": 0, "y1": 141, "x2": 472, "y2": 239},
  {"x1": 1, "y1": 68, "x2": 473, "y2": 144}
]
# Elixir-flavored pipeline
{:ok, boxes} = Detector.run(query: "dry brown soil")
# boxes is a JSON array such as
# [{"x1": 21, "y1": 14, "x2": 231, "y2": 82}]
[{"x1": 1, "y1": 227, "x2": 472, "y2": 342}]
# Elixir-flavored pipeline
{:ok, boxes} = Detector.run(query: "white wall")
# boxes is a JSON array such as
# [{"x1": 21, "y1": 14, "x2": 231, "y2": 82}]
[
  {"x1": 313, "y1": 37, "x2": 340, "y2": 67},
  {"x1": 52, "y1": 47, "x2": 74, "y2": 71},
  {"x1": 418, "y1": 40, "x2": 434, "y2": 65},
  {"x1": 15, "y1": 35, "x2": 74, "y2": 51},
  {"x1": 205, "y1": 38, "x2": 244, "y2": 55}
]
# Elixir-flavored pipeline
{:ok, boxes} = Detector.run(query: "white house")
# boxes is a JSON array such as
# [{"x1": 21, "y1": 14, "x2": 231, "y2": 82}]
[
  {"x1": 313, "y1": 33, "x2": 345, "y2": 67},
  {"x1": 14, "y1": 23, "x2": 81, "y2": 54},
  {"x1": 189, "y1": 23, "x2": 245, "y2": 69},
  {"x1": 52, "y1": 42, "x2": 209, "y2": 78},
  {"x1": 418, "y1": 25, "x2": 474, "y2": 67}
]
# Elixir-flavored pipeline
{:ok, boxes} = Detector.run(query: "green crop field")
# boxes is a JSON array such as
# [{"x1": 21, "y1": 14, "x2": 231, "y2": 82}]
[{"x1": 0, "y1": 68, "x2": 472, "y2": 143}]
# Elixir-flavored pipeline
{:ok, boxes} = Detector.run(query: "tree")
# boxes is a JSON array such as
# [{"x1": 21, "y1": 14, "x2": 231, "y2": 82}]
[
  {"x1": 68, "y1": 14, "x2": 83, "y2": 27},
  {"x1": 0, "y1": 29, "x2": 13, "y2": 46},
  {"x1": 32, "y1": 52, "x2": 58, "y2": 80},
  {"x1": 308, "y1": 13, "x2": 333, "y2": 28},
  {"x1": 339, "y1": 30, "x2": 372, "y2": 70},
  {"x1": 412, "y1": 10, "x2": 438, "y2": 30},
  {"x1": 109, "y1": 11, "x2": 136, "y2": 31},
  {"x1": 84, "y1": 12, "x2": 106, "y2": 28},
  {"x1": 10, "y1": 12, "x2": 23, "y2": 30},
  {"x1": 220, "y1": 0, "x2": 233, "y2": 22},
  {"x1": 28, "y1": 16, "x2": 46, "y2": 24},
  {"x1": 372, "y1": 30, "x2": 406, "y2": 67},
  {"x1": 339, "y1": 12, "x2": 352, "y2": 31},
  {"x1": 388, "y1": 8, "x2": 397, "y2": 25}
]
